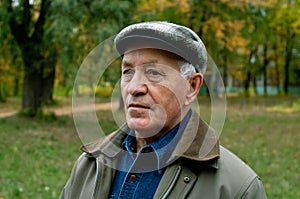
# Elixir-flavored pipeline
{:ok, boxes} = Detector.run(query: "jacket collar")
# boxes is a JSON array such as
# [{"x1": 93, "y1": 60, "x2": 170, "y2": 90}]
[{"x1": 81, "y1": 110, "x2": 220, "y2": 168}]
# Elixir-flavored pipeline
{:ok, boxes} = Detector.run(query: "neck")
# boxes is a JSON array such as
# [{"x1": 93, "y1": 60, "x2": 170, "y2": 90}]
[
  {"x1": 134, "y1": 120, "x2": 181, "y2": 153},
  {"x1": 134, "y1": 108, "x2": 191, "y2": 153},
  {"x1": 135, "y1": 131, "x2": 169, "y2": 153}
]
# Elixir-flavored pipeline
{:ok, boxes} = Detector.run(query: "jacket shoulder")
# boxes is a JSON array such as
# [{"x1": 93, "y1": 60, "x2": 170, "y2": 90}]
[
  {"x1": 200, "y1": 146, "x2": 266, "y2": 198},
  {"x1": 59, "y1": 153, "x2": 97, "y2": 199},
  {"x1": 217, "y1": 146, "x2": 266, "y2": 198},
  {"x1": 176, "y1": 146, "x2": 267, "y2": 199},
  {"x1": 219, "y1": 146, "x2": 257, "y2": 176}
]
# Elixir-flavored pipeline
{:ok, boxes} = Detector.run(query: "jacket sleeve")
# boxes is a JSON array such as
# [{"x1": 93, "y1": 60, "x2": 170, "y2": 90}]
[
  {"x1": 241, "y1": 176, "x2": 267, "y2": 199},
  {"x1": 59, "y1": 153, "x2": 85, "y2": 199}
]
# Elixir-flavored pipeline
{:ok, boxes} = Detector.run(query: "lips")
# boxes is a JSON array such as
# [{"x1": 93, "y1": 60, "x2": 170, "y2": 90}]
[{"x1": 128, "y1": 103, "x2": 151, "y2": 109}]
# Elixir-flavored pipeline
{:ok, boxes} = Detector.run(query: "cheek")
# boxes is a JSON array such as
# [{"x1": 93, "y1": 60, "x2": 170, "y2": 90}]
[
  {"x1": 155, "y1": 85, "x2": 186, "y2": 107},
  {"x1": 151, "y1": 87, "x2": 183, "y2": 117}
]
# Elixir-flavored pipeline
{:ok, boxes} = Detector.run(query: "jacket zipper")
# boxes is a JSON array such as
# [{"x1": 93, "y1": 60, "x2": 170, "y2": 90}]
[
  {"x1": 92, "y1": 157, "x2": 100, "y2": 199},
  {"x1": 160, "y1": 165, "x2": 182, "y2": 199}
]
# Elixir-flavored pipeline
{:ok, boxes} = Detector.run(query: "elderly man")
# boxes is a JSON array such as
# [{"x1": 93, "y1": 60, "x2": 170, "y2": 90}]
[{"x1": 60, "y1": 21, "x2": 267, "y2": 199}]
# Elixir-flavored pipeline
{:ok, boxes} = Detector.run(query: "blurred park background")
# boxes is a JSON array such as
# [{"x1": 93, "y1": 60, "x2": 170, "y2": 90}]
[{"x1": 0, "y1": 0, "x2": 300, "y2": 198}]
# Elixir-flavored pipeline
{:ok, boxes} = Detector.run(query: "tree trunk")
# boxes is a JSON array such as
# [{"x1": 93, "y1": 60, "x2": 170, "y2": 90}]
[
  {"x1": 223, "y1": 53, "x2": 228, "y2": 91},
  {"x1": 245, "y1": 48, "x2": 256, "y2": 97},
  {"x1": 14, "y1": 78, "x2": 20, "y2": 96},
  {"x1": 21, "y1": 49, "x2": 56, "y2": 114},
  {"x1": 0, "y1": 83, "x2": 7, "y2": 102},
  {"x1": 41, "y1": 65, "x2": 55, "y2": 103},
  {"x1": 22, "y1": 56, "x2": 56, "y2": 115},
  {"x1": 253, "y1": 76, "x2": 258, "y2": 96},
  {"x1": 275, "y1": 62, "x2": 281, "y2": 95},
  {"x1": 283, "y1": 33, "x2": 294, "y2": 95},
  {"x1": 41, "y1": 49, "x2": 57, "y2": 103},
  {"x1": 7, "y1": 0, "x2": 52, "y2": 116},
  {"x1": 22, "y1": 64, "x2": 42, "y2": 116},
  {"x1": 273, "y1": 43, "x2": 281, "y2": 95},
  {"x1": 262, "y1": 44, "x2": 268, "y2": 96},
  {"x1": 244, "y1": 71, "x2": 251, "y2": 97}
]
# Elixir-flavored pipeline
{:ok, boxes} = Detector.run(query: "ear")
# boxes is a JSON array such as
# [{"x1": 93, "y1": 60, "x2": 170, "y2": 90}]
[{"x1": 185, "y1": 73, "x2": 203, "y2": 106}]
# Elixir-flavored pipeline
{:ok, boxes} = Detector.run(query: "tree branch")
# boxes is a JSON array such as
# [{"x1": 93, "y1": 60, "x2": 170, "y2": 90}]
[
  {"x1": 22, "y1": 0, "x2": 30, "y2": 33},
  {"x1": 31, "y1": 0, "x2": 50, "y2": 41},
  {"x1": 7, "y1": 0, "x2": 29, "y2": 45}
]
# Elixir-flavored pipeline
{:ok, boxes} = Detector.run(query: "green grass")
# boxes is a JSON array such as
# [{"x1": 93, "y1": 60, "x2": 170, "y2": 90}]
[
  {"x1": 0, "y1": 96, "x2": 299, "y2": 198},
  {"x1": 0, "y1": 116, "x2": 81, "y2": 199},
  {"x1": 220, "y1": 96, "x2": 300, "y2": 198}
]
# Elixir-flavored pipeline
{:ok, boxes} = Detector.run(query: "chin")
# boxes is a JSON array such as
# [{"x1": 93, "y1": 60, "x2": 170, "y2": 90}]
[{"x1": 127, "y1": 118, "x2": 164, "y2": 138}]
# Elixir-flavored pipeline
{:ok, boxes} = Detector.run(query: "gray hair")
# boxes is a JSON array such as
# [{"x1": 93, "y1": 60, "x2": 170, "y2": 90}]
[{"x1": 179, "y1": 61, "x2": 197, "y2": 79}]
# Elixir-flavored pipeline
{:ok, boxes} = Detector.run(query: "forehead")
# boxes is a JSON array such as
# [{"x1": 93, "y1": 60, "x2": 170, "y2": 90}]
[{"x1": 122, "y1": 48, "x2": 183, "y2": 67}]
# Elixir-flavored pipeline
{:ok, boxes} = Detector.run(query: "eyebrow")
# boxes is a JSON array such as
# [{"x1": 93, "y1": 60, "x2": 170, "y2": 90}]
[
  {"x1": 122, "y1": 59, "x2": 158, "y2": 68},
  {"x1": 122, "y1": 61, "x2": 133, "y2": 67}
]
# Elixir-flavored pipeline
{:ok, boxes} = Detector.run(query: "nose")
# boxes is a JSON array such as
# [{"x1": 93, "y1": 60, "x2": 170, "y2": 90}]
[{"x1": 126, "y1": 71, "x2": 148, "y2": 96}]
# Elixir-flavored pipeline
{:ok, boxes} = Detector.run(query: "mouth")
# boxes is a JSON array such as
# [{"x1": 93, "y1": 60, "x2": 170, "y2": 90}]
[{"x1": 128, "y1": 103, "x2": 151, "y2": 109}]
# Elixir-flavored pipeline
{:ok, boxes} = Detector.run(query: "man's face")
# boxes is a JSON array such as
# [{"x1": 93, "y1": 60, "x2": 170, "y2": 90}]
[{"x1": 121, "y1": 48, "x2": 191, "y2": 138}]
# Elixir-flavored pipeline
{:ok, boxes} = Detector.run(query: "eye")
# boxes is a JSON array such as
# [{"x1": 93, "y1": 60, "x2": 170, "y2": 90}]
[
  {"x1": 123, "y1": 69, "x2": 134, "y2": 75},
  {"x1": 122, "y1": 69, "x2": 134, "y2": 81},
  {"x1": 146, "y1": 69, "x2": 162, "y2": 76},
  {"x1": 145, "y1": 69, "x2": 165, "y2": 82}
]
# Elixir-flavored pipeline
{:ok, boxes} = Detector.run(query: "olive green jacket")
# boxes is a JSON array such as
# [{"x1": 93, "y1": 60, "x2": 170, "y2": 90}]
[{"x1": 60, "y1": 111, "x2": 267, "y2": 199}]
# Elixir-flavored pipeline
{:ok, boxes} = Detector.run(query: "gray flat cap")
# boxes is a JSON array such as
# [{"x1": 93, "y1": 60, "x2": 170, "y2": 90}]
[{"x1": 114, "y1": 21, "x2": 207, "y2": 74}]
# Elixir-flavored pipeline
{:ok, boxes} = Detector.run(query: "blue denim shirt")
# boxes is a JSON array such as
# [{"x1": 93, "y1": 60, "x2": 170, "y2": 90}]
[{"x1": 108, "y1": 111, "x2": 191, "y2": 199}]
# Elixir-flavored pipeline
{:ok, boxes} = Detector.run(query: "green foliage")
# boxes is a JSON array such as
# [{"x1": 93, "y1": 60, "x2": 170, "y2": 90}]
[
  {"x1": 49, "y1": 0, "x2": 136, "y2": 92},
  {"x1": 0, "y1": 2, "x2": 23, "y2": 98},
  {"x1": 0, "y1": 0, "x2": 137, "y2": 115},
  {"x1": 135, "y1": 0, "x2": 190, "y2": 24},
  {"x1": 1, "y1": 0, "x2": 300, "y2": 113},
  {"x1": 95, "y1": 84, "x2": 113, "y2": 98}
]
